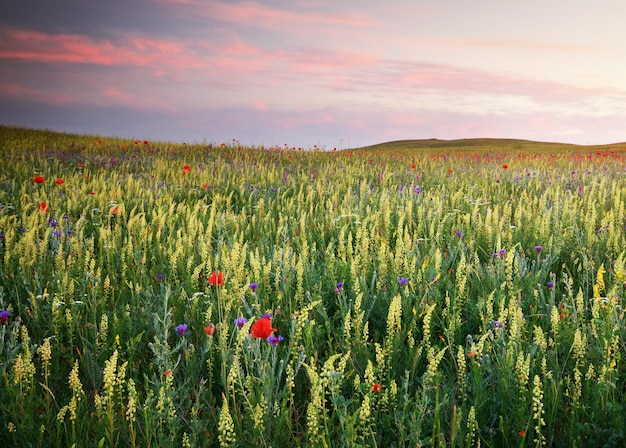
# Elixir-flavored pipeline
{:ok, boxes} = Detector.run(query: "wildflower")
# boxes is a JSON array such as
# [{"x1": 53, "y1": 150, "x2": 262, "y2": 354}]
[
  {"x1": 534, "y1": 245, "x2": 543, "y2": 253},
  {"x1": 157, "y1": 273, "x2": 164, "y2": 282},
  {"x1": 467, "y1": 351, "x2": 477, "y2": 358},
  {"x1": 208, "y1": 271, "x2": 224, "y2": 286},
  {"x1": 455, "y1": 231, "x2": 463, "y2": 238},
  {"x1": 55, "y1": 178, "x2": 65, "y2": 185},
  {"x1": 518, "y1": 430, "x2": 526, "y2": 437},
  {"x1": 494, "y1": 249, "x2": 506, "y2": 259},
  {"x1": 33, "y1": 175, "x2": 45, "y2": 184},
  {"x1": 204, "y1": 323, "x2": 216, "y2": 335},
  {"x1": 110, "y1": 206, "x2": 120, "y2": 215},
  {"x1": 249, "y1": 282, "x2": 259, "y2": 292},
  {"x1": 0, "y1": 310, "x2": 10, "y2": 325},
  {"x1": 334, "y1": 281, "x2": 344, "y2": 293},
  {"x1": 143, "y1": 140, "x2": 149, "y2": 145},
  {"x1": 397, "y1": 277, "x2": 409, "y2": 287},
  {"x1": 182, "y1": 165, "x2": 191, "y2": 174},
  {"x1": 267, "y1": 334, "x2": 284, "y2": 346},
  {"x1": 250, "y1": 317, "x2": 276, "y2": 338},
  {"x1": 413, "y1": 186, "x2": 422, "y2": 193},
  {"x1": 493, "y1": 321, "x2": 504, "y2": 328},
  {"x1": 38, "y1": 201, "x2": 48, "y2": 212},
  {"x1": 372, "y1": 383, "x2": 381, "y2": 393},
  {"x1": 163, "y1": 369, "x2": 172, "y2": 376},
  {"x1": 175, "y1": 324, "x2": 188, "y2": 336},
  {"x1": 234, "y1": 317, "x2": 248, "y2": 328},
  {"x1": 502, "y1": 164, "x2": 509, "y2": 169},
  {"x1": 547, "y1": 281, "x2": 555, "y2": 290}
]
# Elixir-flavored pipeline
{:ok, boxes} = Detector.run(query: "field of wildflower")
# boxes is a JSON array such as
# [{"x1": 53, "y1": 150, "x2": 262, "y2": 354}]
[{"x1": 1, "y1": 125, "x2": 625, "y2": 447}]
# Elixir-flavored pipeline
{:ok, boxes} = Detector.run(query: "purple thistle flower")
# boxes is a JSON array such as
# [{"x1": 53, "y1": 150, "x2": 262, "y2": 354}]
[
  {"x1": 534, "y1": 245, "x2": 543, "y2": 253},
  {"x1": 267, "y1": 335, "x2": 284, "y2": 347},
  {"x1": 234, "y1": 317, "x2": 248, "y2": 328},
  {"x1": 0, "y1": 310, "x2": 10, "y2": 325},
  {"x1": 249, "y1": 282, "x2": 259, "y2": 292},
  {"x1": 547, "y1": 281, "x2": 555, "y2": 290},
  {"x1": 397, "y1": 277, "x2": 409, "y2": 287},
  {"x1": 175, "y1": 324, "x2": 188, "y2": 336},
  {"x1": 455, "y1": 231, "x2": 463, "y2": 238}
]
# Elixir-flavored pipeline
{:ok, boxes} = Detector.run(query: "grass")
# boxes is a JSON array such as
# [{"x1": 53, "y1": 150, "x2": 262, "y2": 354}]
[{"x1": 1, "y1": 125, "x2": 625, "y2": 447}]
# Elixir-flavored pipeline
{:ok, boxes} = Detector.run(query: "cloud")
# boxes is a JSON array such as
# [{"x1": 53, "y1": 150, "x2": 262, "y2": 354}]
[{"x1": 0, "y1": 27, "x2": 208, "y2": 69}]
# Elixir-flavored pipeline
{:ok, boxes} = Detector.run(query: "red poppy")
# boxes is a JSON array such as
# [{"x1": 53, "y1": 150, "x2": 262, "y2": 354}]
[
  {"x1": 204, "y1": 323, "x2": 216, "y2": 335},
  {"x1": 38, "y1": 201, "x2": 48, "y2": 212},
  {"x1": 502, "y1": 164, "x2": 509, "y2": 169},
  {"x1": 111, "y1": 206, "x2": 120, "y2": 215},
  {"x1": 518, "y1": 430, "x2": 526, "y2": 437},
  {"x1": 411, "y1": 164, "x2": 416, "y2": 169},
  {"x1": 55, "y1": 178, "x2": 65, "y2": 185},
  {"x1": 33, "y1": 175, "x2": 45, "y2": 184},
  {"x1": 182, "y1": 165, "x2": 191, "y2": 174},
  {"x1": 207, "y1": 271, "x2": 224, "y2": 286},
  {"x1": 144, "y1": 140, "x2": 149, "y2": 145},
  {"x1": 372, "y1": 383, "x2": 381, "y2": 393},
  {"x1": 250, "y1": 317, "x2": 276, "y2": 339}
]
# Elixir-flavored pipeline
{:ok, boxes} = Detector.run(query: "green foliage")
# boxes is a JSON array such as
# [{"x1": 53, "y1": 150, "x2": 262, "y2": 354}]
[{"x1": 1, "y1": 125, "x2": 626, "y2": 446}]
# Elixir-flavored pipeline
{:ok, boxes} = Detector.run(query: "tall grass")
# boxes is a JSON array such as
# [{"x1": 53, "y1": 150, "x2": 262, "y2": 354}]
[{"x1": 1, "y1": 126, "x2": 625, "y2": 447}]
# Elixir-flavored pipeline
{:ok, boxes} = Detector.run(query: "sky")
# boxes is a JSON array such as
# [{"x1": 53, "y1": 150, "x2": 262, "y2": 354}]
[{"x1": 2, "y1": 0, "x2": 626, "y2": 149}]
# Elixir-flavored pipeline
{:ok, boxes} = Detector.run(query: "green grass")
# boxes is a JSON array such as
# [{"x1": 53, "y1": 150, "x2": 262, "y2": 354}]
[{"x1": 1, "y1": 125, "x2": 625, "y2": 447}]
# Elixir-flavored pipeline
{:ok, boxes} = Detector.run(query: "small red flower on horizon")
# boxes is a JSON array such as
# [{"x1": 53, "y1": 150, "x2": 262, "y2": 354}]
[
  {"x1": 38, "y1": 201, "x2": 48, "y2": 212},
  {"x1": 182, "y1": 165, "x2": 192, "y2": 174},
  {"x1": 204, "y1": 323, "x2": 216, "y2": 335},
  {"x1": 144, "y1": 140, "x2": 149, "y2": 145},
  {"x1": 208, "y1": 271, "x2": 224, "y2": 286},
  {"x1": 55, "y1": 178, "x2": 65, "y2": 185},
  {"x1": 372, "y1": 383, "x2": 381, "y2": 393},
  {"x1": 33, "y1": 175, "x2": 45, "y2": 184},
  {"x1": 250, "y1": 317, "x2": 277, "y2": 339}
]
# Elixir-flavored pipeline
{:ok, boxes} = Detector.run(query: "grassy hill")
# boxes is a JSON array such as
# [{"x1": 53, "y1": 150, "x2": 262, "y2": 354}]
[{"x1": 352, "y1": 137, "x2": 626, "y2": 153}]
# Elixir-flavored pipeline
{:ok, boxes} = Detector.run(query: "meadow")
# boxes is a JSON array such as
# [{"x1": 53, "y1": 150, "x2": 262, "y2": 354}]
[{"x1": 1, "y1": 125, "x2": 625, "y2": 447}]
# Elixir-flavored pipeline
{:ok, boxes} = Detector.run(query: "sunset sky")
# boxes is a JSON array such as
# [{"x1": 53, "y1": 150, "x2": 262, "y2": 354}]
[{"x1": 2, "y1": 0, "x2": 626, "y2": 148}]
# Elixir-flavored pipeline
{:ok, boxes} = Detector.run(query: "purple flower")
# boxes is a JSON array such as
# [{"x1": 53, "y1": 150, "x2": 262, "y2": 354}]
[
  {"x1": 413, "y1": 186, "x2": 422, "y2": 194},
  {"x1": 334, "y1": 281, "x2": 344, "y2": 293},
  {"x1": 534, "y1": 245, "x2": 543, "y2": 253},
  {"x1": 547, "y1": 281, "x2": 555, "y2": 290},
  {"x1": 175, "y1": 324, "x2": 188, "y2": 336},
  {"x1": 260, "y1": 313, "x2": 272, "y2": 319},
  {"x1": 0, "y1": 310, "x2": 10, "y2": 325},
  {"x1": 493, "y1": 321, "x2": 504, "y2": 328},
  {"x1": 398, "y1": 277, "x2": 409, "y2": 287},
  {"x1": 455, "y1": 231, "x2": 463, "y2": 238},
  {"x1": 157, "y1": 273, "x2": 164, "y2": 282},
  {"x1": 234, "y1": 317, "x2": 248, "y2": 328},
  {"x1": 249, "y1": 282, "x2": 259, "y2": 292},
  {"x1": 267, "y1": 335, "x2": 284, "y2": 346},
  {"x1": 494, "y1": 249, "x2": 506, "y2": 259}
]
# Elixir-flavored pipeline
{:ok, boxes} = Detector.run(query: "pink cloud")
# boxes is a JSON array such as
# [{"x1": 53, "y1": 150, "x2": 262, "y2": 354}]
[
  {"x1": 0, "y1": 28, "x2": 208, "y2": 69},
  {"x1": 157, "y1": 0, "x2": 382, "y2": 28}
]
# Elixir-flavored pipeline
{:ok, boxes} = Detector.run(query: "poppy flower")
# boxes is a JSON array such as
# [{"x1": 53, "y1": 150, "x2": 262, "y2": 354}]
[
  {"x1": 502, "y1": 164, "x2": 509, "y2": 169},
  {"x1": 372, "y1": 383, "x2": 381, "y2": 393},
  {"x1": 204, "y1": 323, "x2": 216, "y2": 335},
  {"x1": 250, "y1": 317, "x2": 277, "y2": 339},
  {"x1": 38, "y1": 201, "x2": 48, "y2": 212},
  {"x1": 55, "y1": 178, "x2": 65, "y2": 185},
  {"x1": 182, "y1": 165, "x2": 192, "y2": 174},
  {"x1": 208, "y1": 271, "x2": 224, "y2": 286},
  {"x1": 518, "y1": 430, "x2": 526, "y2": 437},
  {"x1": 33, "y1": 175, "x2": 45, "y2": 184}
]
